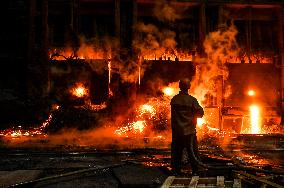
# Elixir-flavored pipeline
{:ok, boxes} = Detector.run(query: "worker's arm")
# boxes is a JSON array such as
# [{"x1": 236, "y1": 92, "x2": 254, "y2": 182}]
[{"x1": 193, "y1": 98, "x2": 204, "y2": 118}]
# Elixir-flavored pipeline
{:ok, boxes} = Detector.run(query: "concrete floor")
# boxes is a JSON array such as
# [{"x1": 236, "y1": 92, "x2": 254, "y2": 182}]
[
  {"x1": 0, "y1": 133, "x2": 283, "y2": 187},
  {"x1": 0, "y1": 149, "x2": 170, "y2": 187}
]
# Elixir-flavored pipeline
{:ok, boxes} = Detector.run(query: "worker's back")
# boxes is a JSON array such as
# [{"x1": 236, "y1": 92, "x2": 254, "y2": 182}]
[{"x1": 171, "y1": 91, "x2": 204, "y2": 135}]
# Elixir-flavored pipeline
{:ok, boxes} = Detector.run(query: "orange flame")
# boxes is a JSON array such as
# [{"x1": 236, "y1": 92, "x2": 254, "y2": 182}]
[
  {"x1": 139, "y1": 104, "x2": 156, "y2": 118},
  {"x1": 86, "y1": 101, "x2": 107, "y2": 111},
  {"x1": 162, "y1": 82, "x2": 179, "y2": 98},
  {"x1": 49, "y1": 45, "x2": 111, "y2": 60},
  {"x1": 71, "y1": 83, "x2": 88, "y2": 98},
  {"x1": 248, "y1": 90, "x2": 255, "y2": 96},
  {"x1": 132, "y1": 121, "x2": 146, "y2": 133},
  {"x1": 114, "y1": 120, "x2": 147, "y2": 136},
  {"x1": 163, "y1": 87, "x2": 175, "y2": 97},
  {"x1": 236, "y1": 53, "x2": 273, "y2": 64},
  {"x1": 143, "y1": 50, "x2": 193, "y2": 61},
  {"x1": 0, "y1": 105, "x2": 60, "y2": 138},
  {"x1": 197, "y1": 118, "x2": 205, "y2": 127}
]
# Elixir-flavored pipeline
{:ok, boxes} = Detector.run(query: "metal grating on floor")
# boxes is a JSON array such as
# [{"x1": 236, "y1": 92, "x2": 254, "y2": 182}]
[{"x1": 161, "y1": 176, "x2": 241, "y2": 188}]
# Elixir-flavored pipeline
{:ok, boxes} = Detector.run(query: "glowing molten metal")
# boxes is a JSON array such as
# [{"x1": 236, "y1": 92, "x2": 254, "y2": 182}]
[{"x1": 249, "y1": 105, "x2": 261, "y2": 134}]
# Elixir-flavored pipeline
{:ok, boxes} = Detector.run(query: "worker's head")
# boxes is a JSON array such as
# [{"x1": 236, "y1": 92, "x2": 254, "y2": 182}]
[{"x1": 179, "y1": 79, "x2": 191, "y2": 91}]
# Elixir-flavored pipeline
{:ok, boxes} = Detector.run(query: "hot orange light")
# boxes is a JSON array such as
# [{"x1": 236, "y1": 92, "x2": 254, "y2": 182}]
[
  {"x1": 249, "y1": 105, "x2": 261, "y2": 134},
  {"x1": 248, "y1": 90, "x2": 255, "y2": 96},
  {"x1": 71, "y1": 84, "x2": 88, "y2": 98},
  {"x1": 132, "y1": 121, "x2": 146, "y2": 133},
  {"x1": 197, "y1": 118, "x2": 205, "y2": 127},
  {"x1": 138, "y1": 66, "x2": 141, "y2": 85},
  {"x1": 143, "y1": 51, "x2": 193, "y2": 61},
  {"x1": 163, "y1": 87, "x2": 174, "y2": 96},
  {"x1": 139, "y1": 104, "x2": 156, "y2": 118}
]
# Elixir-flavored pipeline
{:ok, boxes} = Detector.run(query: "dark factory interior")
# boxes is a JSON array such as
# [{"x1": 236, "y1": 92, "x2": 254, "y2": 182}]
[{"x1": 0, "y1": 0, "x2": 283, "y2": 187}]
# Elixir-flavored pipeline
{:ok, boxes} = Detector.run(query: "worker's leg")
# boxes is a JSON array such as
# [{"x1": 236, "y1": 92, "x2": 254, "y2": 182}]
[
  {"x1": 185, "y1": 134, "x2": 199, "y2": 175},
  {"x1": 171, "y1": 136, "x2": 183, "y2": 174},
  {"x1": 192, "y1": 134, "x2": 200, "y2": 161}
]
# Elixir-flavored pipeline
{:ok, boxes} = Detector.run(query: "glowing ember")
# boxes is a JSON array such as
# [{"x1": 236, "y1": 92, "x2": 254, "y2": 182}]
[
  {"x1": 0, "y1": 104, "x2": 60, "y2": 139},
  {"x1": 115, "y1": 120, "x2": 147, "y2": 135},
  {"x1": 39, "y1": 113, "x2": 53, "y2": 130},
  {"x1": 197, "y1": 118, "x2": 205, "y2": 127},
  {"x1": 71, "y1": 84, "x2": 88, "y2": 98},
  {"x1": 248, "y1": 90, "x2": 255, "y2": 96},
  {"x1": 114, "y1": 101, "x2": 165, "y2": 136},
  {"x1": 139, "y1": 104, "x2": 156, "y2": 118},
  {"x1": 86, "y1": 101, "x2": 107, "y2": 111},
  {"x1": 132, "y1": 121, "x2": 146, "y2": 133},
  {"x1": 249, "y1": 105, "x2": 261, "y2": 134}
]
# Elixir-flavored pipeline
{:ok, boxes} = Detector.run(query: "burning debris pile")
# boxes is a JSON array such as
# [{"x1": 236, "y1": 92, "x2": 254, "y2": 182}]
[{"x1": 0, "y1": 105, "x2": 57, "y2": 139}]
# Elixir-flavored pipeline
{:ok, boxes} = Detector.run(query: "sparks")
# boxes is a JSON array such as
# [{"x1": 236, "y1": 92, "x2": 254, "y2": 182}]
[
  {"x1": 139, "y1": 104, "x2": 156, "y2": 118},
  {"x1": 132, "y1": 121, "x2": 146, "y2": 133},
  {"x1": 143, "y1": 50, "x2": 193, "y2": 61}
]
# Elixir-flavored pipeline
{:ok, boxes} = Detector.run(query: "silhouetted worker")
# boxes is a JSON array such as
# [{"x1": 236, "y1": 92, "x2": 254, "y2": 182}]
[{"x1": 170, "y1": 79, "x2": 204, "y2": 175}]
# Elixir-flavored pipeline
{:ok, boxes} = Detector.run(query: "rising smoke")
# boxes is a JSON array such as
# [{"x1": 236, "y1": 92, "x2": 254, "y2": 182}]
[
  {"x1": 153, "y1": 0, "x2": 181, "y2": 22},
  {"x1": 191, "y1": 22, "x2": 239, "y2": 103}
]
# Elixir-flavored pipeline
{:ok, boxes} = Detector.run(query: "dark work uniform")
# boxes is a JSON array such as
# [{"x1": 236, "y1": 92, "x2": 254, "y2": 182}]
[{"x1": 170, "y1": 90, "x2": 204, "y2": 174}]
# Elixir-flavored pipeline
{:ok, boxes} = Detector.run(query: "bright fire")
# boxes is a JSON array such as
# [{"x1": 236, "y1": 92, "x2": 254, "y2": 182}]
[
  {"x1": 235, "y1": 53, "x2": 273, "y2": 64},
  {"x1": 139, "y1": 104, "x2": 156, "y2": 118},
  {"x1": 163, "y1": 87, "x2": 175, "y2": 96},
  {"x1": 115, "y1": 120, "x2": 147, "y2": 135},
  {"x1": 114, "y1": 98, "x2": 167, "y2": 136},
  {"x1": 248, "y1": 90, "x2": 255, "y2": 96},
  {"x1": 197, "y1": 118, "x2": 205, "y2": 127},
  {"x1": 0, "y1": 105, "x2": 60, "y2": 138},
  {"x1": 249, "y1": 105, "x2": 261, "y2": 134},
  {"x1": 132, "y1": 121, "x2": 146, "y2": 133},
  {"x1": 49, "y1": 46, "x2": 107, "y2": 60},
  {"x1": 162, "y1": 82, "x2": 179, "y2": 98},
  {"x1": 143, "y1": 50, "x2": 193, "y2": 61},
  {"x1": 71, "y1": 84, "x2": 88, "y2": 98}
]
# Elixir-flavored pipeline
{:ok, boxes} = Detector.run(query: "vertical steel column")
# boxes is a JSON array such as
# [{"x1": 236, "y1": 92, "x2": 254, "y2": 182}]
[
  {"x1": 42, "y1": 0, "x2": 49, "y2": 96},
  {"x1": 28, "y1": 0, "x2": 36, "y2": 66},
  {"x1": 277, "y1": 7, "x2": 284, "y2": 124},
  {"x1": 218, "y1": 5, "x2": 224, "y2": 25},
  {"x1": 132, "y1": 0, "x2": 137, "y2": 41},
  {"x1": 27, "y1": 0, "x2": 36, "y2": 98},
  {"x1": 198, "y1": 2, "x2": 206, "y2": 56},
  {"x1": 114, "y1": 0, "x2": 121, "y2": 46},
  {"x1": 72, "y1": 0, "x2": 79, "y2": 34}
]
